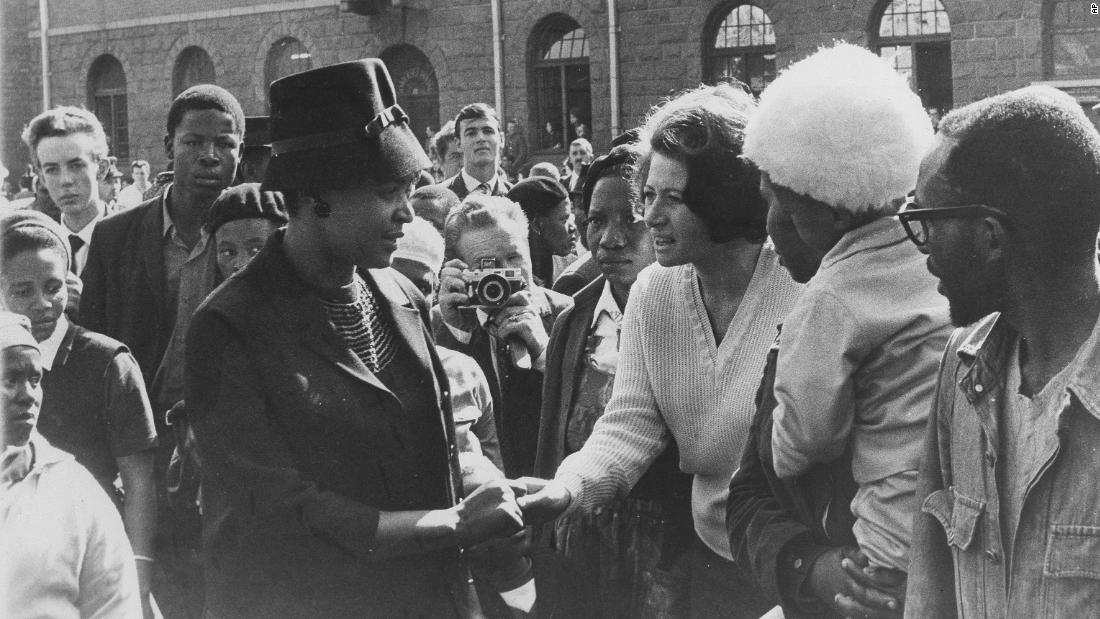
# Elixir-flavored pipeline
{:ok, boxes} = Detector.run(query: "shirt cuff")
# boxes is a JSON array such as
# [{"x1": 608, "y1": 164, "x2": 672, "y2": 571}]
[
  {"x1": 445, "y1": 320, "x2": 474, "y2": 345},
  {"x1": 498, "y1": 578, "x2": 537, "y2": 613},
  {"x1": 777, "y1": 534, "x2": 834, "y2": 615}
]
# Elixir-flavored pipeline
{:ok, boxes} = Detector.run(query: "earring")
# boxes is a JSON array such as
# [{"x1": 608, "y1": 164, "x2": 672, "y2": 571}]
[{"x1": 313, "y1": 197, "x2": 332, "y2": 218}]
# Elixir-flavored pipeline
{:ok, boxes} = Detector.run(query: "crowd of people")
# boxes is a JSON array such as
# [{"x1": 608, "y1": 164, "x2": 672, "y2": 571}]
[{"x1": 2, "y1": 39, "x2": 1100, "y2": 619}]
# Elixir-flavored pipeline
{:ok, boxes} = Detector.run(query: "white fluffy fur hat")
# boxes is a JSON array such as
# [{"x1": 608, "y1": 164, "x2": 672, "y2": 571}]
[
  {"x1": 393, "y1": 217, "x2": 445, "y2": 273},
  {"x1": 744, "y1": 42, "x2": 934, "y2": 214}
]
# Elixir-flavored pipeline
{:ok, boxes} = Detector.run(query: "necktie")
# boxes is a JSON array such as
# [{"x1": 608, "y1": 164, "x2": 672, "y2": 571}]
[
  {"x1": 68, "y1": 235, "x2": 84, "y2": 273},
  {"x1": 474, "y1": 182, "x2": 491, "y2": 195}
]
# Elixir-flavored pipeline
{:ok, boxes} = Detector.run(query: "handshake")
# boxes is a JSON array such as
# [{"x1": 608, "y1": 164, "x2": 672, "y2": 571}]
[{"x1": 446, "y1": 477, "x2": 573, "y2": 548}]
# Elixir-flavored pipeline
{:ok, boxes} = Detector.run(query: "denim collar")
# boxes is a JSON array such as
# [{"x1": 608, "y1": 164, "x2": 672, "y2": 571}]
[{"x1": 956, "y1": 312, "x2": 1100, "y2": 422}]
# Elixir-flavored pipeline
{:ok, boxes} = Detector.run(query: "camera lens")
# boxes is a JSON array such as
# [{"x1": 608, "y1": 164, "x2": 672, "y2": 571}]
[{"x1": 476, "y1": 274, "x2": 509, "y2": 306}]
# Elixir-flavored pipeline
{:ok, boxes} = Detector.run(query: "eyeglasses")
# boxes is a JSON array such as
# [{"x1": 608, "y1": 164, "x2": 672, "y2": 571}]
[{"x1": 896, "y1": 194, "x2": 1011, "y2": 247}]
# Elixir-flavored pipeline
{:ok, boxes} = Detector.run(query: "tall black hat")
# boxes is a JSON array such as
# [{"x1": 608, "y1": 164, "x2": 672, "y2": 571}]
[{"x1": 263, "y1": 58, "x2": 431, "y2": 191}]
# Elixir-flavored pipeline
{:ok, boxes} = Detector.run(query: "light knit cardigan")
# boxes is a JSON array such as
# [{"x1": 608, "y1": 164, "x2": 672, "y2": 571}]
[{"x1": 556, "y1": 241, "x2": 804, "y2": 559}]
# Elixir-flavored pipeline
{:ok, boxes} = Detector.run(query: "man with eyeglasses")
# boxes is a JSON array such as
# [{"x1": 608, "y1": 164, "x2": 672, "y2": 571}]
[{"x1": 905, "y1": 86, "x2": 1100, "y2": 617}]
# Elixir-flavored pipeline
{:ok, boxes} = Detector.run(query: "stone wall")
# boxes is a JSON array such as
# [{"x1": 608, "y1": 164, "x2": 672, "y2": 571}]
[{"x1": 0, "y1": 0, "x2": 1092, "y2": 179}]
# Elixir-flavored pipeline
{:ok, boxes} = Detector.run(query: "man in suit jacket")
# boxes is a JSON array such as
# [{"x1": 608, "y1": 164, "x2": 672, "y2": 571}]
[
  {"x1": 80, "y1": 85, "x2": 245, "y2": 413},
  {"x1": 439, "y1": 103, "x2": 511, "y2": 200},
  {"x1": 435, "y1": 195, "x2": 572, "y2": 477}
]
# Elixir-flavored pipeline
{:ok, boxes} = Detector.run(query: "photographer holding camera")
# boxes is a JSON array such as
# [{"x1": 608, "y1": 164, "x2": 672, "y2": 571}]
[{"x1": 435, "y1": 195, "x2": 573, "y2": 478}]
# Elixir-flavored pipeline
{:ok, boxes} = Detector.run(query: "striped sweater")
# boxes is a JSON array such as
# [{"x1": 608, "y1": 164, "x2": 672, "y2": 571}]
[{"x1": 556, "y1": 241, "x2": 803, "y2": 559}]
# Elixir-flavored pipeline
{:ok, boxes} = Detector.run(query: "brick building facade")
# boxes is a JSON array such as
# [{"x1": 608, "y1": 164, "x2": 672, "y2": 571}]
[{"x1": 2, "y1": 0, "x2": 1098, "y2": 178}]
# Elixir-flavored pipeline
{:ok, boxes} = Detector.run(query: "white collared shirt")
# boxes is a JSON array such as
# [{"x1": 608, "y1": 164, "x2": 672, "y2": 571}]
[
  {"x1": 460, "y1": 169, "x2": 497, "y2": 195},
  {"x1": 588, "y1": 281, "x2": 623, "y2": 374},
  {"x1": 37, "y1": 314, "x2": 69, "y2": 371},
  {"x1": 61, "y1": 206, "x2": 103, "y2": 275}
]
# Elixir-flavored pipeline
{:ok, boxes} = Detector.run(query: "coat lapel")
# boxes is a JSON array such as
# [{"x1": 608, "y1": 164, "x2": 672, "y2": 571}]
[{"x1": 140, "y1": 195, "x2": 167, "y2": 324}]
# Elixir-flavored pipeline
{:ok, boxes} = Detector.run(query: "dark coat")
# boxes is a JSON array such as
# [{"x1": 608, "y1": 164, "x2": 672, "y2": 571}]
[
  {"x1": 186, "y1": 230, "x2": 471, "y2": 618},
  {"x1": 535, "y1": 275, "x2": 691, "y2": 524},
  {"x1": 441, "y1": 171, "x2": 512, "y2": 201},
  {"x1": 80, "y1": 193, "x2": 172, "y2": 401},
  {"x1": 534, "y1": 275, "x2": 605, "y2": 478},
  {"x1": 726, "y1": 329, "x2": 858, "y2": 618},
  {"x1": 432, "y1": 287, "x2": 572, "y2": 477}
]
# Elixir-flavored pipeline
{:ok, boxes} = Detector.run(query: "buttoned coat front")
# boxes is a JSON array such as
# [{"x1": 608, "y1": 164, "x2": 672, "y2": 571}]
[{"x1": 186, "y1": 231, "x2": 469, "y2": 618}]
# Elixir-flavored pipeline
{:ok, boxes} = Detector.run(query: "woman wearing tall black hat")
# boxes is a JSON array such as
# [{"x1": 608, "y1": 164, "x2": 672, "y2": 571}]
[{"x1": 184, "y1": 59, "x2": 524, "y2": 618}]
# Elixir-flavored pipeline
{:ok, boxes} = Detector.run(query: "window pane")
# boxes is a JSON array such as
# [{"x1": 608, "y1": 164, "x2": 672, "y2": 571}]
[
  {"x1": 543, "y1": 27, "x2": 589, "y2": 61},
  {"x1": 714, "y1": 4, "x2": 776, "y2": 50},
  {"x1": 878, "y1": 0, "x2": 951, "y2": 39},
  {"x1": 1052, "y1": 32, "x2": 1100, "y2": 78}
]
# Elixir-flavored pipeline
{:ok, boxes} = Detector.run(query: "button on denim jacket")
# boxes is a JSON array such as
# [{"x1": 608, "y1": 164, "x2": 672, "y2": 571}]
[{"x1": 906, "y1": 313, "x2": 1100, "y2": 618}]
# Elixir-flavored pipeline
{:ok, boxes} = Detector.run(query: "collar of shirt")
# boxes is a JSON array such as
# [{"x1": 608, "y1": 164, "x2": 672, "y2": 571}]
[
  {"x1": 0, "y1": 442, "x2": 33, "y2": 487},
  {"x1": 819, "y1": 216, "x2": 909, "y2": 272},
  {"x1": 590, "y1": 279, "x2": 624, "y2": 329},
  {"x1": 960, "y1": 306, "x2": 1100, "y2": 423},
  {"x1": 0, "y1": 433, "x2": 70, "y2": 487},
  {"x1": 37, "y1": 314, "x2": 69, "y2": 372},
  {"x1": 60, "y1": 205, "x2": 103, "y2": 243},
  {"x1": 461, "y1": 169, "x2": 496, "y2": 194},
  {"x1": 162, "y1": 186, "x2": 211, "y2": 258}
]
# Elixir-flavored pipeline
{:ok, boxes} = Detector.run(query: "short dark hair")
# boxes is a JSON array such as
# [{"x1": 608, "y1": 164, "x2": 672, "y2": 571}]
[
  {"x1": 131, "y1": 159, "x2": 150, "y2": 172},
  {"x1": 453, "y1": 103, "x2": 499, "y2": 140},
  {"x1": 937, "y1": 86, "x2": 1100, "y2": 260},
  {"x1": 580, "y1": 143, "x2": 639, "y2": 215},
  {"x1": 634, "y1": 83, "x2": 765, "y2": 244},
  {"x1": 166, "y1": 84, "x2": 245, "y2": 141}
]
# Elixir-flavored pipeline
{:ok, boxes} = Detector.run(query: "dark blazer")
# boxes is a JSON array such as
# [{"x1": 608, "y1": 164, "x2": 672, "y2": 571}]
[
  {"x1": 726, "y1": 330, "x2": 857, "y2": 618},
  {"x1": 80, "y1": 192, "x2": 171, "y2": 401},
  {"x1": 186, "y1": 230, "x2": 470, "y2": 618},
  {"x1": 432, "y1": 286, "x2": 572, "y2": 477},
  {"x1": 441, "y1": 170, "x2": 512, "y2": 201},
  {"x1": 536, "y1": 275, "x2": 691, "y2": 512}
]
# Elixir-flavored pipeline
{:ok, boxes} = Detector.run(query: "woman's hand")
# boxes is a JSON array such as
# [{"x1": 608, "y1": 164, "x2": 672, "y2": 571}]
[
  {"x1": 807, "y1": 546, "x2": 905, "y2": 619},
  {"x1": 514, "y1": 477, "x2": 572, "y2": 525}
]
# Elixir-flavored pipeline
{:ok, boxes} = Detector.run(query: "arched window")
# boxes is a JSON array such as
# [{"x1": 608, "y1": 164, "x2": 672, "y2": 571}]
[
  {"x1": 380, "y1": 45, "x2": 440, "y2": 147},
  {"x1": 172, "y1": 46, "x2": 216, "y2": 96},
  {"x1": 873, "y1": 0, "x2": 953, "y2": 114},
  {"x1": 87, "y1": 55, "x2": 129, "y2": 160},
  {"x1": 265, "y1": 37, "x2": 312, "y2": 98},
  {"x1": 529, "y1": 15, "x2": 592, "y2": 152},
  {"x1": 705, "y1": 3, "x2": 777, "y2": 95},
  {"x1": 1045, "y1": 0, "x2": 1100, "y2": 78}
]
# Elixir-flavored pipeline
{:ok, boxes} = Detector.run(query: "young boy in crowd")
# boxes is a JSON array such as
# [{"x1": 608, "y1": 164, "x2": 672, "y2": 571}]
[{"x1": 0, "y1": 210, "x2": 158, "y2": 615}]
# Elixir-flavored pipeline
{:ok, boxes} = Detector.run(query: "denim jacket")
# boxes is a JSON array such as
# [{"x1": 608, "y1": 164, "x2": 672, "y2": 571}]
[{"x1": 906, "y1": 313, "x2": 1100, "y2": 618}]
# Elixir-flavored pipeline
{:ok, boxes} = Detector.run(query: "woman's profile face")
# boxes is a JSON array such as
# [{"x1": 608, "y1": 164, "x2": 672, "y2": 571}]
[
  {"x1": 317, "y1": 176, "x2": 416, "y2": 270},
  {"x1": 641, "y1": 151, "x2": 712, "y2": 267}
]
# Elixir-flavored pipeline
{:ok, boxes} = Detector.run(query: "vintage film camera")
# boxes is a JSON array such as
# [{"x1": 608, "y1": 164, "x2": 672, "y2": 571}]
[{"x1": 462, "y1": 258, "x2": 526, "y2": 308}]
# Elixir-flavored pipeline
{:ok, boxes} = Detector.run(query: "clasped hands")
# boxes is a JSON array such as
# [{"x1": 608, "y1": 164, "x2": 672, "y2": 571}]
[{"x1": 449, "y1": 477, "x2": 573, "y2": 548}]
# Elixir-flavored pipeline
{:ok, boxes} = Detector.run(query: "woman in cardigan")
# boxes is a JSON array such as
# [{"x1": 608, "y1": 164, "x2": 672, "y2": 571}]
[{"x1": 521, "y1": 83, "x2": 803, "y2": 617}]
